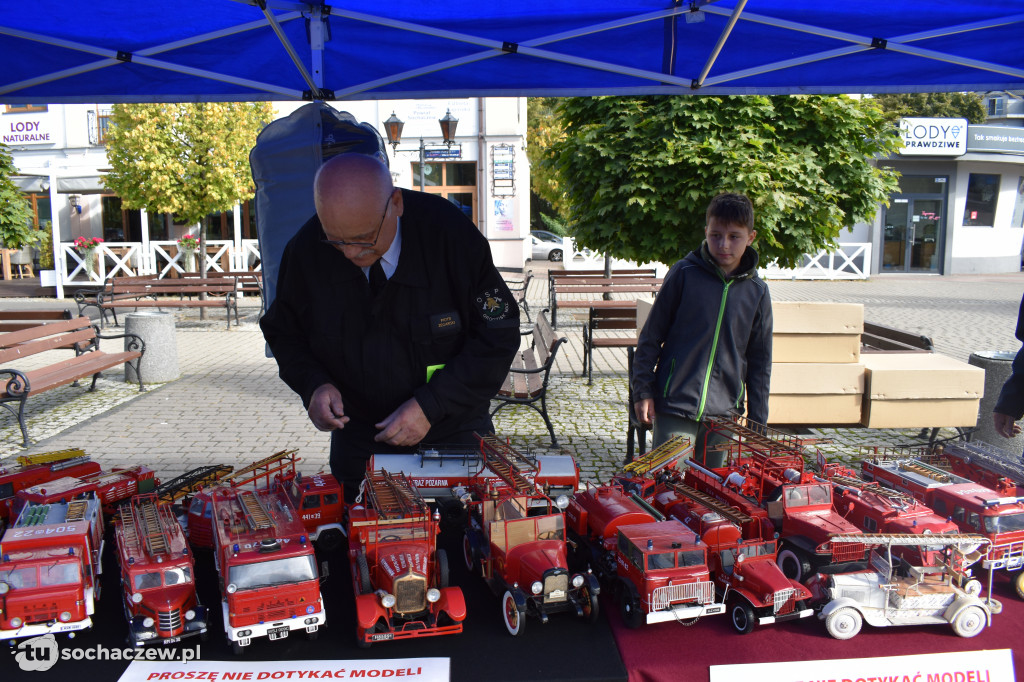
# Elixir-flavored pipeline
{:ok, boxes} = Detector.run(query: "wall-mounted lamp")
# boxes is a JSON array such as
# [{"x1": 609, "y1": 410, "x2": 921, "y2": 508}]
[{"x1": 68, "y1": 195, "x2": 82, "y2": 214}]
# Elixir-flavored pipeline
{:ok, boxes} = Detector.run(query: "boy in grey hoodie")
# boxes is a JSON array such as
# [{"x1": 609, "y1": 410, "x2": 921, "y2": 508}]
[{"x1": 631, "y1": 192, "x2": 772, "y2": 468}]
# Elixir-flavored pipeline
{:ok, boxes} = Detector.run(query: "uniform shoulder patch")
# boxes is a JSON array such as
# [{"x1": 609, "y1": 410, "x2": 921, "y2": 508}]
[{"x1": 476, "y1": 288, "x2": 511, "y2": 320}]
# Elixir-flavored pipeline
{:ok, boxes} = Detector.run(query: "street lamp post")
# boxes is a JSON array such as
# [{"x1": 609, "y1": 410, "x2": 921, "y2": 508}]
[{"x1": 382, "y1": 110, "x2": 460, "y2": 192}]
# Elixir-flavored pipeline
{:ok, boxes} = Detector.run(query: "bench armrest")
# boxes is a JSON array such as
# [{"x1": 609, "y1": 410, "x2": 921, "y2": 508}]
[
  {"x1": 95, "y1": 330, "x2": 146, "y2": 355},
  {"x1": 0, "y1": 368, "x2": 30, "y2": 397}
]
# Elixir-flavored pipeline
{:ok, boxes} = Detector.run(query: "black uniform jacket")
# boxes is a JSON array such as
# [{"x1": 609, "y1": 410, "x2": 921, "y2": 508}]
[{"x1": 260, "y1": 189, "x2": 521, "y2": 449}]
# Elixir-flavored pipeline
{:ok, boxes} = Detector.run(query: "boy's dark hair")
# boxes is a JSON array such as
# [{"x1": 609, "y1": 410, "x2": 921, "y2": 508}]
[{"x1": 706, "y1": 193, "x2": 754, "y2": 230}]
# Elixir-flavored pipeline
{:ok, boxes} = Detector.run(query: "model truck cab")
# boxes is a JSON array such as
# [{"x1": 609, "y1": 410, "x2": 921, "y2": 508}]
[
  {"x1": 115, "y1": 493, "x2": 208, "y2": 646},
  {"x1": 811, "y1": 534, "x2": 994, "y2": 640},
  {"x1": 281, "y1": 471, "x2": 345, "y2": 551},
  {"x1": 348, "y1": 468, "x2": 466, "y2": 647},
  {"x1": 654, "y1": 481, "x2": 814, "y2": 634},
  {"x1": 209, "y1": 485, "x2": 325, "y2": 654},
  {"x1": 862, "y1": 457, "x2": 1024, "y2": 598},
  {"x1": 0, "y1": 449, "x2": 99, "y2": 530},
  {"x1": 0, "y1": 495, "x2": 104, "y2": 641}
]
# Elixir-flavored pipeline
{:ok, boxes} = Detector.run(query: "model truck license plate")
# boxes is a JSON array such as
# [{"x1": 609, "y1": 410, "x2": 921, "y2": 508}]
[{"x1": 268, "y1": 626, "x2": 290, "y2": 640}]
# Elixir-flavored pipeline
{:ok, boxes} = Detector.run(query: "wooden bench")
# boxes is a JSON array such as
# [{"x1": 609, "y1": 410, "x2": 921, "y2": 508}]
[
  {"x1": 861, "y1": 321, "x2": 933, "y2": 352},
  {"x1": 91, "y1": 276, "x2": 240, "y2": 329},
  {"x1": 548, "y1": 275, "x2": 662, "y2": 329},
  {"x1": 183, "y1": 271, "x2": 264, "y2": 306},
  {"x1": 0, "y1": 309, "x2": 73, "y2": 332},
  {"x1": 503, "y1": 269, "x2": 533, "y2": 323},
  {"x1": 582, "y1": 306, "x2": 638, "y2": 385},
  {"x1": 490, "y1": 310, "x2": 567, "y2": 447},
  {"x1": 0, "y1": 316, "x2": 145, "y2": 446}
]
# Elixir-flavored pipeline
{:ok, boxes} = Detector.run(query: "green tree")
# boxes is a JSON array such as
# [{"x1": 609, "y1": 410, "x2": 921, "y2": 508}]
[
  {"x1": 527, "y1": 97, "x2": 569, "y2": 234},
  {"x1": 0, "y1": 142, "x2": 35, "y2": 249},
  {"x1": 870, "y1": 92, "x2": 986, "y2": 124},
  {"x1": 104, "y1": 101, "x2": 272, "y2": 234},
  {"x1": 546, "y1": 95, "x2": 902, "y2": 269}
]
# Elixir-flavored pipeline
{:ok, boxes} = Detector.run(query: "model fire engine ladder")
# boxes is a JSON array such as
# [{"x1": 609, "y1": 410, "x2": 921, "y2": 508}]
[
  {"x1": 225, "y1": 449, "x2": 299, "y2": 489},
  {"x1": 65, "y1": 499, "x2": 89, "y2": 522},
  {"x1": 121, "y1": 493, "x2": 173, "y2": 557},
  {"x1": 663, "y1": 480, "x2": 753, "y2": 527},
  {"x1": 944, "y1": 441, "x2": 1024, "y2": 486},
  {"x1": 623, "y1": 436, "x2": 691, "y2": 476},
  {"x1": 157, "y1": 464, "x2": 234, "y2": 503},
  {"x1": 237, "y1": 489, "x2": 274, "y2": 531},
  {"x1": 898, "y1": 459, "x2": 953, "y2": 483},
  {"x1": 708, "y1": 414, "x2": 818, "y2": 459},
  {"x1": 830, "y1": 532, "x2": 989, "y2": 549},
  {"x1": 17, "y1": 448, "x2": 87, "y2": 467},
  {"x1": 824, "y1": 470, "x2": 916, "y2": 506},
  {"x1": 478, "y1": 435, "x2": 537, "y2": 493},
  {"x1": 366, "y1": 469, "x2": 427, "y2": 520}
]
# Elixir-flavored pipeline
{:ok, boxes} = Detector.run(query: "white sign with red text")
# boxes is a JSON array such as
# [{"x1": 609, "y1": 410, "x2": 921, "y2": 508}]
[
  {"x1": 710, "y1": 649, "x2": 1014, "y2": 682},
  {"x1": 119, "y1": 657, "x2": 450, "y2": 682}
]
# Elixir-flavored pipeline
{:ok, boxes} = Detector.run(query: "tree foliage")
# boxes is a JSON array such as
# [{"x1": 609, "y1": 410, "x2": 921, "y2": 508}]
[
  {"x1": 0, "y1": 142, "x2": 35, "y2": 249},
  {"x1": 527, "y1": 98, "x2": 569, "y2": 220},
  {"x1": 545, "y1": 95, "x2": 902, "y2": 268},
  {"x1": 870, "y1": 92, "x2": 987, "y2": 124},
  {"x1": 104, "y1": 102, "x2": 273, "y2": 226}
]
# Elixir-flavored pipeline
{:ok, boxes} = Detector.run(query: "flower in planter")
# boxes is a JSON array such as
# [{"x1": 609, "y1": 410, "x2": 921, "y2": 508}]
[
  {"x1": 177, "y1": 234, "x2": 200, "y2": 252},
  {"x1": 73, "y1": 236, "x2": 104, "y2": 255}
]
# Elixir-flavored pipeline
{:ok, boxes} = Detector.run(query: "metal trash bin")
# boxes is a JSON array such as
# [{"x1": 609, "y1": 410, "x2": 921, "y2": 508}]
[
  {"x1": 124, "y1": 311, "x2": 180, "y2": 383},
  {"x1": 968, "y1": 350, "x2": 1023, "y2": 452}
]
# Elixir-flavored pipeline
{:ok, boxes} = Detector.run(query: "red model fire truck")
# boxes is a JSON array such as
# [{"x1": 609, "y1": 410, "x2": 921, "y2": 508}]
[
  {"x1": 653, "y1": 480, "x2": 814, "y2": 633},
  {"x1": 348, "y1": 468, "x2": 466, "y2": 647},
  {"x1": 6, "y1": 464, "x2": 157, "y2": 523},
  {"x1": 938, "y1": 441, "x2": 1023, "y2": 497},
  {"x1": 208, "y1": 485, "x2": 326, "y2": 654},
  {"x1": 0, "y1": 494, "x2": 104, "y2": 641},
  {"x1": 566, "y1": 483, "x2": 725, "y2": 629},
  {"x1": 681, "y1": 415, "x2": 866, "y2": 582},
  {"x1": 0, "y1": 449, "x2": 99, "y2": 528},
  {"x1": 115, "y1": 493, "x2": 209, "y2": 646},
  {"x1": 187, "y1": 451, "x2": 345, "y2": 551},
  {"x1": 460, "y1": 435, "x2": 599, "y2": 636},
  {"x1": 818, "y1": 458, "x2": 958, "y2": 566},
  {"x1": 861, "y1": 456, "x2": 1024, "y2": 599}
]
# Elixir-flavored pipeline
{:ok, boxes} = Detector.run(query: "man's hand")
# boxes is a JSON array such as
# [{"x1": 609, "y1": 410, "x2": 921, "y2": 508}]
[
  {"x1": 375, "y1": 398, "x2": 431, "y2": 447},
  {"x1": 307, "y1": 383, "x2": 350, "y2": 431},
  {"x1": 993, "y1": 411, "x2": 1022, "y2": 439},
  {"x1": 634, "y1": 398, "x2": 655, "y2": 426}
]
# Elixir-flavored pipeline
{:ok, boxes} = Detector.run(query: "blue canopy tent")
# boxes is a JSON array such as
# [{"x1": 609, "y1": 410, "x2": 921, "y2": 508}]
[{"x1": 2, "y1": 1, "x2": 1023, "y2": 103}]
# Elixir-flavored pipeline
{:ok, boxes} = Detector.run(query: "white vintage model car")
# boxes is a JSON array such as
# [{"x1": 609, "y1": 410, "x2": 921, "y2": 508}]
[{"x1": 813, "y1": 534, "x2": 995, "y2": 640}]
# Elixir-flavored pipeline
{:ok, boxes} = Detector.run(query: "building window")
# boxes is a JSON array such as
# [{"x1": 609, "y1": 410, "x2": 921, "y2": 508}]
[
  {"x1": 961, "y1": 173, "x2": 1000, "y2": 227},
  {"x1": 1013, "y1": 177, "x2": 1024, "y2": 229},
  {"x1": 88, "y1": 108, "x2": 111, "y2": 146},
  {"x1": 4, "y1": 104, "x2": 47, "y2": 113},
  {"x1": 411, "y1": 161, "x2": 477, "y2": 226},
  {"x1": 988, "y1": 97, "x2": 1006, "y2": 118}
]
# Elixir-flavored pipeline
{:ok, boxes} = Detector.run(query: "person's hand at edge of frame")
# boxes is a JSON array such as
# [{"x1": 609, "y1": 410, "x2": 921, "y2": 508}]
[
  {"x1": 993, "y1": 411, "x2": 1022, "y2": 439},
  {"x1": 375, "y1": 397, "x2": 431, "y2": 447},
  {"x1": 634, "y1": 398, "x2": 655, "y2": 426},
  {"x1": 308, "y1": 383, "x2": 350, "y2": 431}
]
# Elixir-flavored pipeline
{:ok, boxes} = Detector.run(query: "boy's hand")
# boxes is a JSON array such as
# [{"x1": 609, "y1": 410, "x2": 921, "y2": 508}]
[
  {"x1": 993, "y1": 411, "x2": 1022, "y2": 439},
  {"x1": 634, "y1": 398, "x2": 655, "y2": 426}
]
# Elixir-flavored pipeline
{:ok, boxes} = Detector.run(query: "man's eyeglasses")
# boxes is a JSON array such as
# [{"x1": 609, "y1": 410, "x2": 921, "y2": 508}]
[{"x1": 321, "y1": 194, "x2": 391, "y2": 248}]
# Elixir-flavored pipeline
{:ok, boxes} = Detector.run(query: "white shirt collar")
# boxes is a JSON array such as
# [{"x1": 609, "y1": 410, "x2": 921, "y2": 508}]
[{"x1": 363, "y1": 216, "x2": 402, "y2": 280}]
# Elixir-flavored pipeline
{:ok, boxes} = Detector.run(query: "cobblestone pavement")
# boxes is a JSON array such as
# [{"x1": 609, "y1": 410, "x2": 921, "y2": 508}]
[{"x1": 2, "y1": 269, "x2": 1022, "y2": 487}]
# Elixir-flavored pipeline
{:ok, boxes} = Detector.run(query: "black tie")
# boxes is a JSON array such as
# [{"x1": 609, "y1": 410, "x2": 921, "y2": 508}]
[{"x1": 369, "y1": 260, "x2": 387, "y2": 297}]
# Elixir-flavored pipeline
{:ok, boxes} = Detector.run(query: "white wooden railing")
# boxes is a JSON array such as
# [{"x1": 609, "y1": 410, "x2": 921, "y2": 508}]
[{"x1": 760, "y1": 243, "x2": 872, "y2": 280}]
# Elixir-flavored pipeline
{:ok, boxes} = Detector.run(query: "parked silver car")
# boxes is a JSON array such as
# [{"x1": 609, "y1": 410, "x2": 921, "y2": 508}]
[{"x1": 531, "y1": 231, "x2": 564, "y2": 262}]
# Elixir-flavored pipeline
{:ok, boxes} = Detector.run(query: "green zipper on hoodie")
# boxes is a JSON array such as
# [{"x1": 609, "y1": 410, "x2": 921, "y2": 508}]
[{"x1": 695, "y1": 278, "x2": 732, "y2": 421}]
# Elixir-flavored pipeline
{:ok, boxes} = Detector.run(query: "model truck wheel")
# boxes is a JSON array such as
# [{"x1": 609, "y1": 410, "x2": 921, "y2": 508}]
[
  {"x1": 462, "y1": 533, "x2": 477, "y2": 573},
  {"x1": 825, "y1": 606, "x2": 862, "y2": 640},
  {"x1": 502, "y1": 591, "x2": 524, "y2": 636},
  {"x1": 951, "y1": 605, "x2": 986, "y2": 638},
  {"x1": 231, "y1": 639, "x2": 245, "y2": 656},
  {"x1": 317, "y1": 529, "x2": 342, "y2": 552},
  {"x1": 580, "y1": 583, "x2": 600, "y2": 623},
  {"x1": 436, "y1": 549, "x2": 450, "y2": 588},
  {"x1": 777, "y1": 547, "x2": 812, "y2": 582},
  {"x1": 729, "y1": 599, "x2": 756, "y2": 635},
  {"x1": 357, "y1": 554, "x2": 372, "y2": 595},
  {"x1": 617, "y1": 585, "x2": 644, "y2": 630}
]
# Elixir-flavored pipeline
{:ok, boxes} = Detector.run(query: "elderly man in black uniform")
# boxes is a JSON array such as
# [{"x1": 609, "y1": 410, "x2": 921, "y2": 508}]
[{"x1": 260, "y1": 153, "x2": 521, "y2": 499}]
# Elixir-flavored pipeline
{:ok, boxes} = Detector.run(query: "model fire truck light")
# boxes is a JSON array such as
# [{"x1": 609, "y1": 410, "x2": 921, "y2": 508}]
[
  {"x1": 531, "y1": 581, "x2": 543, "y2": 595},
  {"x1": 427, "y1": 588, "x2": 441, "y2": 603},
  {"x1": 185, "y1": 609, "x2": 196, "y2": 620},
  {"x1": 143, "y1": 617, "x2": 154, "y2": 628},
  {"x1": 572, "y1": 575, "x2": 585, "y2": 588},
  {"x1": 59, "y1": 611, "x2": 72, "y2": 622},
  {"x1": 0, "y1": 583, "x2": 8, "y2": 594},
  {"x1": 380, "y1": 593, "x2": 396, "y2": 609},
  {"x1": 132, "y1": 592, "x2": 143, "y2": 603}
]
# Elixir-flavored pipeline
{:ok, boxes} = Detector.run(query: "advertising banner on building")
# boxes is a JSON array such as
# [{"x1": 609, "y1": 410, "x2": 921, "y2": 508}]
[{"x1": 897, "y1": 117, "x2": 968, "y2": 156}]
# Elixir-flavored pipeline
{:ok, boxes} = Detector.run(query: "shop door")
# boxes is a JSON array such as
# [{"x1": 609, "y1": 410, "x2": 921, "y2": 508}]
[{"x1": 881, "y1": 197, "x2": 943, "y2": 273}]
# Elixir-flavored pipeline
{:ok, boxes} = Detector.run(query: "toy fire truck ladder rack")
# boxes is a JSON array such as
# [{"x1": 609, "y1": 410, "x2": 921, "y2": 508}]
[
  {"x1": 830, "y1": 533, "x2": 989, "y2": 549},
  {"x1": 478, "y1": 435, "x2": 538, "y2": 494},
  {"x1": 898, "y1": 459, "x2": 953, "y2": 483},
  {"x1": 65, "y1": 499, "x2": 89, "y2": 522},
  {"x1": 123, "y1": 494, "x2": 172, "y2": 557},
  {"x1": 944, "y1": 441, "x2": 1024, "y2": 485},
  {"x1": 708, "y1": 414, "x2": 820, "y2": 458},
  {"x1": 17, "y1": 448, "x2": 87, "y2": 467},
  {"x1": 859, "y1": 445, "x2": 932, "y2": 462},
  {"x1": 825, "y1": 471, "x2": 916, "y2": 505},
  {"x1": 663, "y1": 480, "x2": 753, "y2": 527},
  {"x1": 623, "y1": 436, "x2": 691, "y2": 476},
  {"x1": 157, "y1": 464, "x2": 234, "y2": 503},
  {"x1": 366, "y1": 469, "x2": 427, "y2": 519},
  {"x1": 48, "y1": 455, "x2": 93, "y2": 472},
  {"x1": 237, "y1": 489, "x2": 274, "y2": 531},
  {"x1": 225, "y1": 449, "x2": 299, "y2": 489}
]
